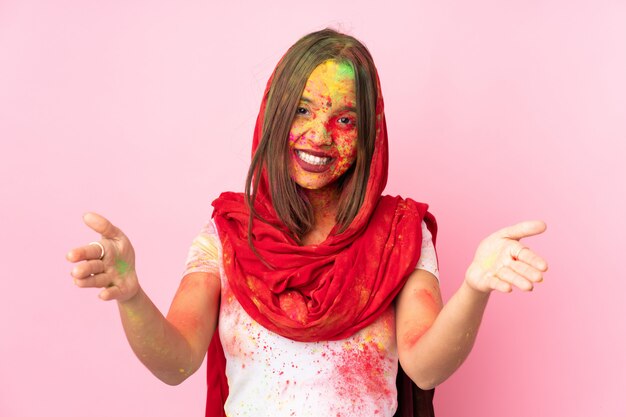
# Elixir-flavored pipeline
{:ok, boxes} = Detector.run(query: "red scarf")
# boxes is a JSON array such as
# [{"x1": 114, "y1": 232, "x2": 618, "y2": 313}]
[{"x1": 205, "y1": 63, "x2": 437, "y2": 416}]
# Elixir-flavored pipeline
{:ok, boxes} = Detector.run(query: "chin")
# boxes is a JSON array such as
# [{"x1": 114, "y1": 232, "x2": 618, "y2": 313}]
[
  {"x1": 295, "y1": 181, "x2": 329, "y2": 190},
  {"x1": 290, "y1": 172, "x2": 335, "y2": 191}
]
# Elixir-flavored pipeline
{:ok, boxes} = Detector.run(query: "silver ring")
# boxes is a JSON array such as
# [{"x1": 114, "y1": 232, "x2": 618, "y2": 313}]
[
  {"x1": 512, "y1": 246, "x2": 526, "y2": 260},
  {"x1": 88, "y1": 241, "x2": 105, "y2": 260}
]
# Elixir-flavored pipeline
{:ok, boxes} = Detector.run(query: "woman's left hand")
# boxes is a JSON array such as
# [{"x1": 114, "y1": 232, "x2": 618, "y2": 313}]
[{"x1": 465, "y1": 220, "x2": 548, "y2": 294}]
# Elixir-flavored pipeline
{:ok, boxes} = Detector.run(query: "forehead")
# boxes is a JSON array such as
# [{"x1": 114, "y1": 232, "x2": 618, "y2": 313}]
[{"x1": 304, "y1": 60, "x2": 356, "y2": 95}]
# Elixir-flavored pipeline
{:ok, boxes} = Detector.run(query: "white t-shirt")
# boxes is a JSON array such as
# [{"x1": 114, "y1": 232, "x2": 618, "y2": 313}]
[{"x1": 183, "y1": 219, "x2": 438, "y2": 417}]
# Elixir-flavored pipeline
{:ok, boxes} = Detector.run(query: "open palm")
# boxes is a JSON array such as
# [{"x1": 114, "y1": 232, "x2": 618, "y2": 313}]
[
  {"x1": 66, "y1": 212, "x2": 139, "y2": 301},
  {"x1": 465, "y1": 220, "x2": 548, "y2": 294}
]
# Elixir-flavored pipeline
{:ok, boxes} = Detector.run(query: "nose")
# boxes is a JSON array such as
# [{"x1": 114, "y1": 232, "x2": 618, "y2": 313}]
[{"x1": 305, "y1": 121, "x2": 332, "y2": 146}]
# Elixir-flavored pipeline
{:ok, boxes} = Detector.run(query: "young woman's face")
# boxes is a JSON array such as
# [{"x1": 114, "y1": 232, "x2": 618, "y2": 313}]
[{"x1": 288, "y1": 60, "x2": 358, "y2": 190}]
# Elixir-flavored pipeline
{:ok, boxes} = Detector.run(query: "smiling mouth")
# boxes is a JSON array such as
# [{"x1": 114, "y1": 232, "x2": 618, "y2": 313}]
[
  {"x1": 296, "y1": 150, "x2": 332, "y2": 165},
  {"x1": 294, "y1": 149, "x2": 334, "y2": 173}
]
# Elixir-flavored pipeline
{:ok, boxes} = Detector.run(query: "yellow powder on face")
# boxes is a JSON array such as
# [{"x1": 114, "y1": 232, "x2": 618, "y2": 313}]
[
  {"x1": 288, "y1": 59, "x2": 358, "y2": 190},
  {"x1": 303, "y1": 60, "x2": 355, "y2": 106}
]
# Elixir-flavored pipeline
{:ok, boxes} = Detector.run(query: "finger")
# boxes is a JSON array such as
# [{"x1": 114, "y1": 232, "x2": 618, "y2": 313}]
[
  {"x1": 66, "y1": 242, "x2": 109, "y2": 263},
  {"x1": 509, "y1": 260, "x2": 544, "y2": 283},
  {"x1": 496, "y1": 220, "x2": 547, "y2": 241},
  {"x1": 496, "y1": 266, "x2": 533, "y2": 291},
  {"x1": 99, "y1": 285, "x2": 122, "y2": 301},
  {"x1": 515, "y1": 247, "x2": 548, "y2": 272},
  {"x1": 74, "y1": 272, "x2": 115, "y2": 289},
  {"x1": 485, "y1": 272, "x2": 512, "y2": 293},
  {"x1": 82, "y1": 212, "x2": 123, "y2": 240},
  {"x1": 71, "y1": 259, "x2": 106, "y2": 279}
]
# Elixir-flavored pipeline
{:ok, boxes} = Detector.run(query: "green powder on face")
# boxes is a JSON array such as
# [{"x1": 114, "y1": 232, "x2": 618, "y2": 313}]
[
  {"x1": 337, "y1": 61, "x2": 356, "y2": 79},
  {"x1": 115, "y1": 258, "x2": 131, "y2": 275}
]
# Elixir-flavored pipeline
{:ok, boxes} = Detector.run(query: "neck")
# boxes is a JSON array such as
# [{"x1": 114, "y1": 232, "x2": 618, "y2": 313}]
[
  {"x1": 300, "y1": 185, "x2": 341, "y2": 245},
  {"x1": 303, "y1": 185, "x2": 340, "y2": 224}
]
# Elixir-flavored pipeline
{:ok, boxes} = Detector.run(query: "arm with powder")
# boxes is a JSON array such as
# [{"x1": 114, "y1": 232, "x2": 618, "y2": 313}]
[
  {"x1": 396, "y1": 220, "x2": 548, "y2": 389},
  {"x1": 66, "y1": 212, "x2": 220, "y2": 385}
]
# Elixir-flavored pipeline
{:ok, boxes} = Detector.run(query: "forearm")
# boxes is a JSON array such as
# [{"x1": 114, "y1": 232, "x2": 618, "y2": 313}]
[
  {"x1": 117, "y1": 281, "x2": 198, "y2": 385},
  {"x1": 403, "y1": 280, "x2": 490, "y2": 389}
]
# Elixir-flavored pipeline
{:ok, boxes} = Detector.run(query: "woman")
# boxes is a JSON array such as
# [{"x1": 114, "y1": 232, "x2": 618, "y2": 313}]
[{"x1": 66, "y1": 29, "x2": 548, "y2": 417}]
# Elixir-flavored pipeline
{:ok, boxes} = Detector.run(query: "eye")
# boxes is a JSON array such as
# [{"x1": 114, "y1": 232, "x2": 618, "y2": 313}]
[
  {"x1": 296, "y1": 107, "x2": 309, "y2": 115},
  {"x1": 337, "y1": 116, "x2": 354, "y2": 125}
]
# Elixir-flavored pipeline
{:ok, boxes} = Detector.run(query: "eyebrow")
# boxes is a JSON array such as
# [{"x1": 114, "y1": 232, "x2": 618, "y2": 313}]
[{"x1": 299, "y1": 96, "x2": 357, "y2": 113}]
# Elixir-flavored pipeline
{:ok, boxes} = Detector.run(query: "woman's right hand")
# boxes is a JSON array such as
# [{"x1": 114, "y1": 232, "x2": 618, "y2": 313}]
[{"x1": 66, "y1": 212, "x2": 139, "y2": 302}]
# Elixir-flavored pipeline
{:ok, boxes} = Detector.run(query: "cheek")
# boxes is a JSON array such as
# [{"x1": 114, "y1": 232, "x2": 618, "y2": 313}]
[
  {"x1": 288, "y1": 131, "x2": 297, "y2": 147},
  {"x1": 288, "y1": 120, "x2": 309, "y2": 147},
  {"x1": 335, "y1": 132, "x2": 358, "y2": 162}
]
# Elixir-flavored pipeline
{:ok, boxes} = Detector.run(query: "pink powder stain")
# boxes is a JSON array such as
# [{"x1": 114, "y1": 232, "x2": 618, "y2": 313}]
[
  {"x1": 220, "y1": 280, "x2": 260, "y2": 366},
  {"x1": 281, "y1": 379, "x2": 291, "y2": 394},
  {"x1": 400, "y1": 288, "x2": 441, "y2": 349},
  {"x1": 221, "y1": 328, "x2": 242, "y2": 357},
  {"x1": 402, "y1": 324, "x2": 431, "y2": 349},
  {"x1": 332, "y1": 340, "x2": 393, "y2": 414},
  {"x1": 400, "y1": 289, "x2": 440, "y2": 349},
  {"x1": 413, "y1": 288, "x2": 440, "y2": 314}
]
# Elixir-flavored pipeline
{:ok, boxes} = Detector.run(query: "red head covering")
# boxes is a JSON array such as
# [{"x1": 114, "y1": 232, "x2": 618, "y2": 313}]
[{"x1": 206, "y1": 56, "x2": 437, "y2": 416}]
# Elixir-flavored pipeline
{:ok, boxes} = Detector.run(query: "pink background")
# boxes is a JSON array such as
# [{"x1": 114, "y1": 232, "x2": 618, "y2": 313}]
[{"x1": 1, "y1": 1, "x2": 624, "y2": 416}]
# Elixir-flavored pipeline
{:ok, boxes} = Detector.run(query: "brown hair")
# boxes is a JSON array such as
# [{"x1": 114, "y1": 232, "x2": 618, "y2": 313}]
[{"x1": 245, "y1": 28, "x2": 379, "y2": 246}]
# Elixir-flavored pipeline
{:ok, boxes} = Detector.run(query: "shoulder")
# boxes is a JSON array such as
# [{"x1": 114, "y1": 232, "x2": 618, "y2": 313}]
[
  {"x1": 404, "y1": 196, "x2": 438, "y2": 244},
  {"x1": 417, "y1": 219, "x2": 439, "y2": 281},
  {"x1": 384, "y1": 195, "x2": 439, "y2": 279},
  {"x1": 380, "y1": 195, "x2": 437, "y2": 239},
  {"x1": 193, "y1": 218, "x2": 222, "y2": 250},
  {"x1": 183, "y1": 218, "x2": 222, "y2": 276}
]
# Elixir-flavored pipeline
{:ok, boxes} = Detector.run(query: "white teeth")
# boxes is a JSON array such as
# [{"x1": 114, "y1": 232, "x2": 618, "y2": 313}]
[{"x1": 296, "y1": 150, "x2": 331, "y2": 165}]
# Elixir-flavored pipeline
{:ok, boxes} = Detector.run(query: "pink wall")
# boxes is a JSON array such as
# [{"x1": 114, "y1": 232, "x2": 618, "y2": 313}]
[{"x1": 1, "y1": 1, "x2": 624, "y2": 416}]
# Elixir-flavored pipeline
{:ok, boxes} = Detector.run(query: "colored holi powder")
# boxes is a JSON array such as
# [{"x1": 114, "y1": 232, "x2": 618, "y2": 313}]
[
  {"x1": 220, "y1": 276, "x2": 238, "y2": 316},
  {"x1": 402, "y1": 324, "x2": 430, "y2": 348},
  {"x1": 358, "y1": 286, "x2": 372, "y2": 308},
  {"x1": 337, "y1": 61, "x2": 355, "y2": 79},
  {"x1": 413, "y1": 288, "x2": 440, "y2": 313},
  {"x1": 327, "y1": 309, "x2": 396, "y2": 414},
  {"x1": 278, "y1": 290, "x2": 308, "y2": 324},
  {"x1": 481, "y1": 251, "x2": 498, "y2": 270},
  {"x1": 176, "y1": 274, "x2": 218, "y2": 297},
  {"x1": 122, "y1": 303, "x2": 144, "y2": 325},
  {"x1": 115, "y1": 258, "x2": 130, "y2": 275},
  {"x1": 332, "y1": 340, "x2": 394, "y2": 413},
  {"x1": 362, "y1": 311, "x2": 394, "y2": 352},
  {"x1": 288, "y1": 60, "x2": 358, "y2": 191},
  {"x1": 222, "y1": 324, "x2": 244, "y2": 358},
  {"x1": 400, "y1": 288, "x2": 440, "y2": 348},
  {"x1": 170, "y1": 307, "x2": 205, "y2": 333},
  {"x1": 217, "y1": 285, "x2": 398, "y2": 414},
  {"x1": 281, "y1": 380, "x2": 291, "y2": 394},
  {"x1": 193, "y1": 233, "x2": 219, "y2": 259},
  {"x1": 220, "y1": 280, "x2": 249, "y2": 359}
]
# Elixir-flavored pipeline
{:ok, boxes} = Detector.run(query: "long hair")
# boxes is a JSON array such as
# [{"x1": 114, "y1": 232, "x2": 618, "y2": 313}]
[{"x1": 245, "y1": 28, "x2": 379, "y2": 245}]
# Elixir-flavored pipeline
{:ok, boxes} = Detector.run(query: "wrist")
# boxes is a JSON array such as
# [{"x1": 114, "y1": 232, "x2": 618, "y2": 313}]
[
  {"x1": 461, "y1": 279, "x2": 491, "y2": 302},
  {"x1": 117, "y1": 280, "x2": 143, "y2": 306}
]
